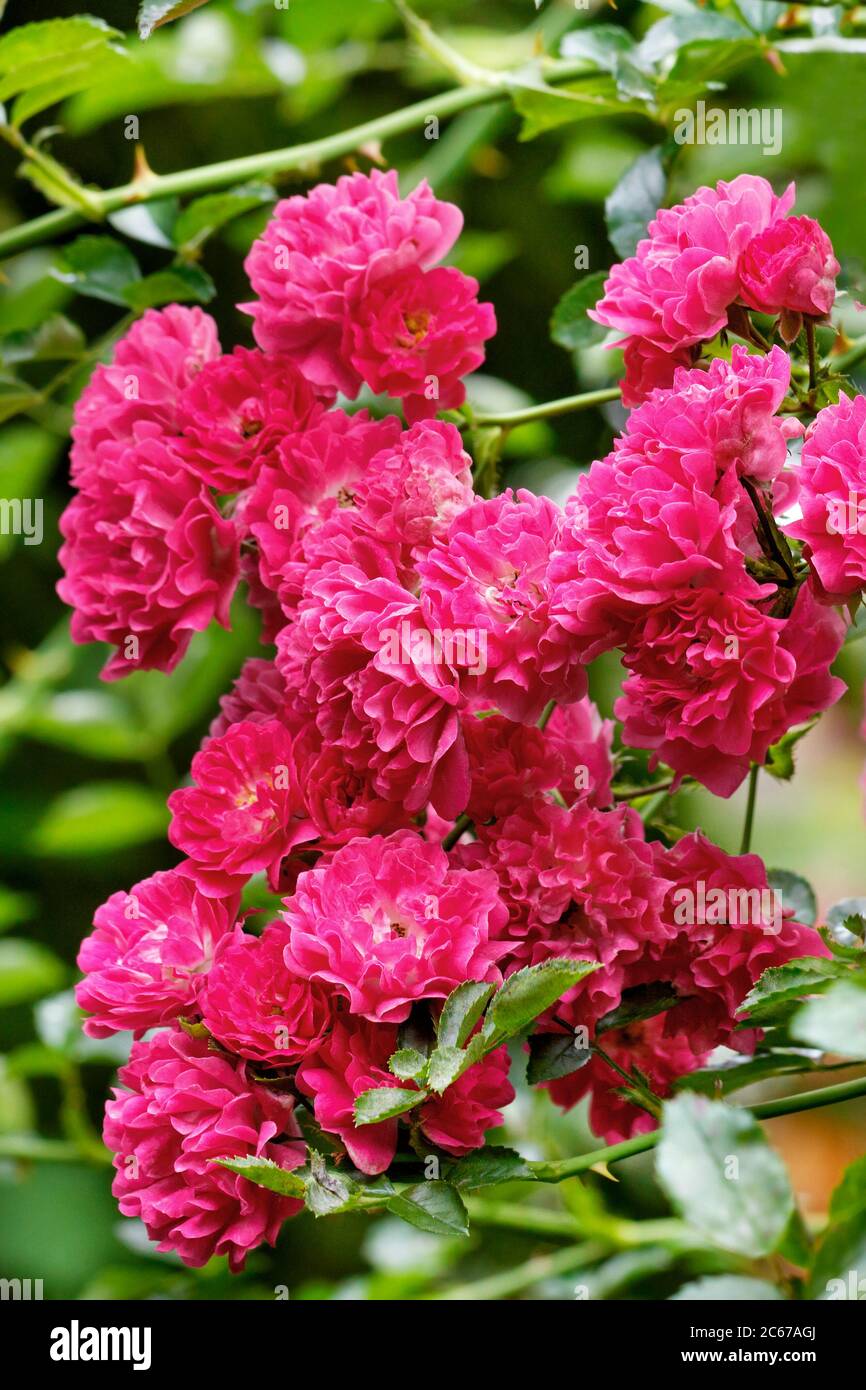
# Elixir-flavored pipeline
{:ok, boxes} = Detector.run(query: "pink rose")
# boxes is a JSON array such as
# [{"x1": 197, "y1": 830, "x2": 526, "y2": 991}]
[{"x1": 739, "y1": 215, "x2": 839, "y2": 318}]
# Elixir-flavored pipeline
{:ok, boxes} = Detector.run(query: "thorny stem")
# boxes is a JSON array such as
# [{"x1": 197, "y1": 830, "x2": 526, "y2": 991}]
[
  {"x1": 0, "y1": 56, "x2": 609, "y2": 261},
  {"x1": 529, "y1": 1072, "x2": 866, "y2": 1183}
]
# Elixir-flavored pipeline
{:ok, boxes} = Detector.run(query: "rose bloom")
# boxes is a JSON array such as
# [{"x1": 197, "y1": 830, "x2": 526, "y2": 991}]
[
  {"x1": 58, "y1": 433, "x2": 240, "y2": 680},
  {"x1": 784, "y1": 393, "x2": 866, "y2": 597},
  {"x1": 616, "y1": 583, "x2": 846, "y2": 796},
  {"x1": 469, "y1": 796, "x2": 667, "y2": 962},
  {"x1": 620, "y1": 338, "x2": 693, "y2": 408},
  {"x1": 245, "y1": 409, "x2": 402, "y2": 615},
  {"x1": 351, "y1": 418, "x2": 474, "y2": 568},
  {"x1": 70, "y1": 305, "x2": 220, "y2": 488},
  {"x1": 419, "y1": 489, "x2": 586, "y2": 722},
  {"x1": 739, "y1": 215, "x2": 839, "y2": 318},
  {"x1": 292, "y1": 725, "x2": 412, "y2": 848},
  {"x1": 345, "y1": 264, "x2": 496, "y2": 422},
  {"x1": 168, "y1": 719, "x2": 315, "y2": 896},
  {"x1": 548, "y1": 347, "x2": 794, "y2": 661},
  {"x1": 296, "y1": 1016, "x2": 514, "y2": 1174},
  {"x1": 292, "y1": 554, "x2": 469, "y2": 819},
  {"x1": 462, "y1": 696, "x2": 614, "y2": 823},
  {"x1": 242, "y1": 170, "x2": 463, "y2": 395},
  {"x1": 590, "y1": 174, "x2": 794, "y2": 350},
  {"x1": 104, "y1": 1029, "x2": 304, "y2": 1270},
  {"x1": 177, "y1": 346, "x2": 321, "y2": 491},
  {"x1": 76, "y1": 869, "x2": 237, "y2": 1037},
  {"x1": 282, "y1": 829, "x2": 506, "y2": 1023},
  {"x1": 208, "y1": 657, "x2": 303, "y2": 742},
  {"x1": 201, "y1": 922, "x2": 334, "y2": 1065}
]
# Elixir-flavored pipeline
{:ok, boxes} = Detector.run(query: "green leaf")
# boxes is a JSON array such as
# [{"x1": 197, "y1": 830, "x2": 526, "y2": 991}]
[
  {"x1": 0, "y1": 315, "x2": 84, "y2": 366},
  {"x1": 426, "y1": 1045, "x2": 470, "y2": 1095},
  {"x1": 487, "y1": 958, "x2": 599, "y2": 1039},
  {"x1": 123, "y1": 264, "x2": 215, "y2": 310},
  {"x1": 0, "y1": 885, "x2": 36, "y2": 935},
  {"x1": 794, "y1": 980, "x2": 866, "y2": 1058},
  {"x1": 108, "y1": 201, "x2": 179, "y2": 251},
  {"x1": 0, "y1": 938, "x2": 65, "y2": 1006},
  {"x1": 808, "y1": 1210, "x2": 866, "y2": 1299},
  {"x1": 353, "y1": 1085, "x2": 425, "y2": 1126},
  {"x1": 0, "y1": 17, "x2": 125, "y2": 127},
  {"x1": 526, "y1": 1031, "x2": 591, "y2": 1085},
  {"x1": 767, "y1": 869, "x2": 818, "y2": 927},
  {"x1": 678, "y1": 1050, "x2": 823, "y2": 1098},
  {"x1": 597, "y1": 982, "x2": 680, "y2": 1035},
  {"x1": 53, "y1": 236, "x2": 141, "y2": 307},
  {"x1": 447, "y1": 1144, "x2": 533, "y2": 1191},
  {"x1": 213, "y1": 1155, "x2": 306, "y2": 1199},
  {"x1": 656, "y1": 1093, "x2": 795, "y2": 1258},
  {"x1": 513, "y1": 77, "x2": 647, "y2": 142},
  {"x1": 829, "y1": 1154, "x2": 866, "y2": 1225},
  {"x1": 436, "y1": 980, "x2": 495, "y2": 1050},
  {"x1": 737, "y1": 958, "x2": 843, "y2": 1025},
  {"x1": 388, "y1": 1048, "x2": 428, "y2": 1084},
  {"x1": 303, "y1": 1151, "x2": 362, "y2": 1218},
  {"x1": 138, "y1": 1, "x2": 214, "y2": 41},
  {"x1": 0, "y1": 372, "x2": 41, "y2": 424},
  {"x1": 173, "y1": 182, "x2": 276, "y2": 251},
  {"x1": 561, "y1": 25, "x2": 656, "y2": 103},
  {"x1": 387, "y1": 1181, "x2": 469, "y2": 1237},
  {"x1": 825, "y1": 898, "x2": 866, "y2": 949},
  {"x1": 605, "y1": 145, "x2": 672, "y2": 259},
  {"x1": 550, "y1": 271, "x2": 609, "y2": 351},
  {"x1": 29, "y1": 782, "x2": 169, "y2": 856},
  {"x1": 764, "y1": 719, "x2": 817, "y2": 781},
  {"x1": 671, "y1": 1275, "x2": 784, "y2": 1301}
]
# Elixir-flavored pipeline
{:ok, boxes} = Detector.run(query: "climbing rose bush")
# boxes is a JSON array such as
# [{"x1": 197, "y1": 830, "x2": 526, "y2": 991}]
[{"x1": 63, "y1": 170, "x2": 863, "y2": 1271}]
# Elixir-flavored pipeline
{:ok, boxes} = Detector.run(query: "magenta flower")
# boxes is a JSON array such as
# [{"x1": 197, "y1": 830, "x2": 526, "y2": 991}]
[
  {"x1": 784, "y1": 393, "x2": 866, "y2": 597},
  {"x1": 208, "y1": 658, "x2": 299, "y2": 742},
  {"x1": 76, "y1": 869, "x2": 237, "y2": 1038},
  {"x1": 297, "y1": 1017, "x2": 514, "y2": 1172},
  {"x1": 292, "y1": 556, "x2": 469, "y2": 818},
  {"x1": 739, "y1": 215, "x2": 839, "y2": 318},
  {"x1": 590, "y1": 174, "x2": 794, "y2": 350},
  {"x1": 345, "y1": 264, "x2": 496, "y2": 421},
  {"x1": 168, "y1": 719, "x2": 315, "y2": 895},
  {"x1": 616, "y1": 583, "x2": 846, "y2": 796},
  {"x1": 103, "y1": 1030, "x2": 304, "y2": 1270},
  {"x1": 417, "y1": 1045, "x2": 514, "y2": 1155},
  {"x1": 351, "y1": 418, "x2": 474, "y2": 565},
  {"x1": 58, "y1": 434, "x2": 240, "y2": 680},
  {"x1": 245, "y1": 409, "x2": 402, "y2": 616},
  {"x1": 70, "y1": 305, "x2": 220, "y2": 488},
  {"x1": 419, "y1": 489, "x2": 586, "y2": 722},
  {"x1": 242, "y1": 170, "x2": 463, "y2": 395},
  {"x1": 620, "y1": 338, "x2": 694, "y2": 408},
  {"x1": 177, "y1": 346, "x2": 321, "y2": 491},
  {"x1": 549, "y1": 349, "x2": 793, "y2": 660},
  {"x1": 282, "y1": 830, "x2": 506, "y2": 1023},
  {"x1": 296, "y1": 1017, "x2": 402, "y2": 1174},
  {"x1": 462, "y1": 696, "x2": 614, "y2": 823},
  {"x1": 201, "y1": 922, "x2": 334, "y2": 1065}
]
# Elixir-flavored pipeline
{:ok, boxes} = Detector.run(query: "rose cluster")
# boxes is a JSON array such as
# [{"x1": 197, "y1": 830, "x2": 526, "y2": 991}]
[
  {"x1": 63, "y1": 170, "x2": 855, "y2": 1272},
  {"x1": 590, "y1": 173, "x2": 839, "y2": 406}
]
